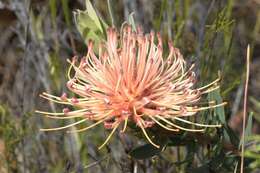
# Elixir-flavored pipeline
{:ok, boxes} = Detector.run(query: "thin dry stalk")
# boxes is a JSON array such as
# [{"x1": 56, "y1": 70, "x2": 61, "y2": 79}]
[{"x1": 240, "y1": 45, "x2": 250, "y2": 173}]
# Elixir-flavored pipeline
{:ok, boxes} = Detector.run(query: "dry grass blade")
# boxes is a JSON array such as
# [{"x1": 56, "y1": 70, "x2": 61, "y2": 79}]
[{"x1": 240, "y1": 45, "x2": 250, "y2": 173}]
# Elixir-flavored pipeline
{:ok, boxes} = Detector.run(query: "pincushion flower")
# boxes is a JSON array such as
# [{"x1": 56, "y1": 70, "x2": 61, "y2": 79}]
[{"x1": 36, "y1": 25, "x2": 226, "y2": 149}]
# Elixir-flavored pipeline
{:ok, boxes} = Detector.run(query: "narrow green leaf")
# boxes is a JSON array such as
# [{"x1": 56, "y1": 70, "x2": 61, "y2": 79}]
[
  {"x1": 233, "y1": 161, "x2": 239, "y2": 173},
  {"x1": 223, "y1": 125, "x2": 239, "y2": 146},
  {"x1": 128, "y1": 12, "x2": 136, "y2": 32},
  {"x1": 244, "y1": 150, "x2": 260, "y2": 159},
  {"x1": 222, "y1": 79, "x2": 240, "y2": 96},
  {"x1": 107, "y1": 0, "x2": 116, "y2": 26},
  {"x1": 207, "y1": 89, "x2": 226, "y2": 124},
  {"x1": 249, "y1": 97, "x2": 260, "y2": 123},
  {"x1": 245, "y1": 112, "x2": 253, "y2": 137},
  {"x1": 61, "y1": 0, "x2": 71, "y2": 28},
  {"x1": 173, "y1": 21, "x2": 185, "y2": 46},
  {"x1": 49, "y1": 0, "x2": 57, "y2": 27},
  {"x1": 154, "y1": 0, "x2": 167, "y2": 30},
  {"x1": 239, "y1": 112, "x2": 253, "y2": 147},
  {"x1": 245, "y1": 135, "x2": 260, "y2": 141}
]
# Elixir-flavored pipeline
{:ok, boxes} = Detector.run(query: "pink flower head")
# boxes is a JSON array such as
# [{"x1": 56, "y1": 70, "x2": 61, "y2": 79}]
[{"x1": 36, "y1": 25, "x2": 226, "y2": 149}]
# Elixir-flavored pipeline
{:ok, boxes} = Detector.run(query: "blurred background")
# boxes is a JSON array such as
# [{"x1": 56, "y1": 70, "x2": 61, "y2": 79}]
[{"x1": 0, "y1": 0, "x2": 260, "y2": 172}]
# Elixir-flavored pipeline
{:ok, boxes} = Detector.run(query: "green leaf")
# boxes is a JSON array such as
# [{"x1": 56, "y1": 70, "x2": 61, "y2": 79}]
[
  {"x1": 61, "y1": 0, "x2": 71, "y2": 28},
  {"x1": 73, "y1": 0, "x2": 108, "y2": 52},
  {"x1": 154, "y1": 0, "x2": 167, "y2": 30},
  {"x1": 173, "y1": 21, "x2": 185, "y2": 46},
  {"x1": 245, "y1": 135, "x2": 260, "y2": 141},
  {"x1": 207, "y1": 89, "x2": 226, "y2": 124},
  {"x1": 239, "y1": 112, "x2": 253, "y2": 147},
  {"x1": 223, "y1": 125, "x2": 239, "y2": 146},
  {"x1": 49, "y1": 0, "x2": 57, "y2": 26},
  {"x1": 85, "y1": 0, "x2": 109, "y2": 30},
  {"x1": 222, "y1": 78, "x2": 240, "y2": 96},
  {"x1": 250, "y1": 97, "x2": 260, "y2": 123},
  {"x1": 250, "y1": 97, "x2": 260, "y2": 109},
  {"x1": 245, "y1": 112, "x2": 253, "y2": 137},
  {"x1": 244, "y1": 150, "x2": 260, "y2": 159},
  {"x1": 85, "y1": 0, "x2": 103, "y2": 31},
  {"x1": 128, "y1": 12, "x2": 136, "y2": 32},
  {"x1": 129, "y1": 143, "x2": 166, "y2": 160},
  {"x1": 48, "y1": 52, "x2": 63, "y2": 90},
  {"x1": 75, "y1": 11, "x2": 102, "y2": 39}
]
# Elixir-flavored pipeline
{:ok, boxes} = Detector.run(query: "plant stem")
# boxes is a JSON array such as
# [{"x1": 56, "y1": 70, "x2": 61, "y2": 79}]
[
  {"x1": 240, "y1": 45, "x2": 250, "y2": 173},
  {"x1": 107, "y1": 0, "x2": 115, "y2": 27}
]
